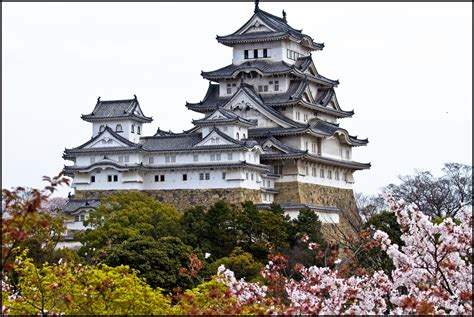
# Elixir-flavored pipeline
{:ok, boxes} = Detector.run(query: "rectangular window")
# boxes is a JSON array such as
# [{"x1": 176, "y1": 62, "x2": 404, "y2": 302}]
[
  {"x1": 227, "y1": 153, "x2": 233, "y2": 160},
  {"x1": 124, "y1": 155, "x2": 129, "y2": 163},
  {"x1": 274, "y1": 80, "x2": 279, "y2": 91},
  {"x1": 335, "y1": 171, "x2": 340, "y2": 180},
  {"x1": 216, "y1": 154, "x2": 221, "y2": 161},
  {"x1": 274, "y1": 165, "x2": 283, "y2": 175},
  {"x1": 227, "y1": 83, "x2": 232, "y2": 94},
  {"x1": 345, "y1": 150, "x2": 350, "y2": 159},
  {"x1": 305, "y1": 141, "x2": 309, "y2": 150},
  {"x1": 90, "y1": 175, "x2": 95, "y2": 183},
  {"x1": 165, "y1": 155, "x2": 176, "y2": 163},
  {"x1": 263, "y1": 48, "x2": 268, "y2": 57},
  {"x1": 113, "y1": 175, "x2": 118, "y2": 182},
  {"x1": 131, "y1": 125, "x2": 135, "y2": 133},
  {"x1": 253, "y1": 49, "x2": 258, "y2": 58},
  {"x1": 328, "y1": 170, "x2": 333, "y2": 179},
  {"x1": 210, "y1": 154, "x2": 220, "y2": 161},
  {"x1": 160, "y1": 175, "x2": 165, "y2": 182},
  {"x1": 205, "y1": 173, "x2": 210, "y2": 180},
  {"x1": 312, "y1": 143, "x2": 317, "y2": 153},
  {"x1": 193, "y1": 154, "x2": 199, "y2": 162},
  {"x1": 304, "y1": 114, "x2": 308, "y2": 122},
  {"x1": 258, "y1": 86, "x2": 263, "y2": 92},
  {"x1": 312, "y1": 167, "x2": 317, "y2": 176},
  {"x1": 182, "y1": 174, "x2": 187, "y2": 181},
  {"x1": 269, "y1": 81, "x2": 273, "y2": 85},
  {"x1": 246, "y1": 172, "x2": 249, "y2": 180},
  {"x1": 305, "y1": 166, "x2": 309, "y2": 175},
  {"x1": 287, "y1": 49, "x2": 291, "y2": 59},
  {"x1": 199, "y1": 173, "x2": 204, "y2": 180},
  {"x1": 222, "y1": 172, "x2": 226, "y2": 179},
  {"x1": 155, "y1": 175, "x2": 159, "y2": 182},
  {"x1": 251, "y1": 173, "x2": 254, "y2": 180},
  {"x1": 296, "y1": 112, "x2": 300, "y2": 120},
  {"x1": 80, "y1": 215, "x2": 85, "y2": 222},
  {"x1": 263, "y1": 85, "x2": 268, "y2": 92},
  {"x1": 149, "y1": 156, "x2": 154, "y2": 164},
  {"x1": 118, "y1": 156, "x2": 123, "y2": 163},
  {"x1": 90, "y1": 157, "x2": 95, "y2": 164},
  {"x1": 107, "y1": 175, "x2": 112, "y2": 182},
  {"x1": 244, "y1": 50, "x2": 249, "y2": 59},
  {"x1": 320, "y1": 169, "x2": 325, "y2": 178},
  {"x1": 74, "y1": 215, "x2": 79, "y2": 222}
]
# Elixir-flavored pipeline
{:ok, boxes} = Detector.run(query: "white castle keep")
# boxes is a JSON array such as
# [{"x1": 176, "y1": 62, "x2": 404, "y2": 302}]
[{"x1": 63, "y1": 2, "x2": 370, "y2": 235}]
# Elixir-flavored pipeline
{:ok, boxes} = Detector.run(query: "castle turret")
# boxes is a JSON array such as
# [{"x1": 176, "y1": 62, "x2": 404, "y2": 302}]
[{"x1": 81, "y1": 95, "x2": 153, "y2": 143}]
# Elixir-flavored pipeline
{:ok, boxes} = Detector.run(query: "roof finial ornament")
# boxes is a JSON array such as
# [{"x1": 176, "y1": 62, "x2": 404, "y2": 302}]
[
  {"x1": 97, "y1": 96, "x2": 101, "y2": 103},
  {"x1": 133, "y1": 94, "x2": 137, "y2": 100},
  {"x1": 254, "y1": 0, "x2": 259, "y2": 12},
  {"x1": 282, "y1": 9, "x2": 287, "y2": 22}
]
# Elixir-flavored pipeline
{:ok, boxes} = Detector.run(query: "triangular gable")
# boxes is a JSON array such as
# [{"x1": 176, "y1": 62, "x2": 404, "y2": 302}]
[
  {"x1": 207, "y1": 109, "x2": 231, "y2": 120},
  {"x1": 223, "y1": 88, "x2": 295, "y2": 128},
  {"x1": 86, "y1": 130, "x2": 134, "y2": 149},
  {"x1": 74, "y1": 127, "x2": 139, "y2": 150},
  {"x1": 261, "y1": 139, "x2": 290, "y2": 154},
  {"x1": 194, "y1": 129, "x2": 239, "y2": 147},
  {"x1": 235, "y1": 14, "x2": 276, "y2": 35}
]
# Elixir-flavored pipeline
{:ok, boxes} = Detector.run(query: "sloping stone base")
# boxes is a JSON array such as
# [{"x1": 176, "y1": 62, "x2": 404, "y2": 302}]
[
  {"x1": 274, "y1": 181, "x2": 362, "y2": 239},
  {"x1": 74, "y1": 188, "x2": 261, "y2": 212}
]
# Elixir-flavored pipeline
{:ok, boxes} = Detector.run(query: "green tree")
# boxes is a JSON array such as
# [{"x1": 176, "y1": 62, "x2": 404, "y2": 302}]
[
  {"x1": 180, "y1": 205, "x2": 211, "y2": 251},
  {"x1": 208, "y1": 247, "x2": 263, "y2": 282},
  {"x1": 2, "y1": 252, "x2": 171, "y2": 315},
  {"x1": 101, "y1": 236, "x2": 192, "y2": 291},
  {"x1": 78, "y1": 192, "x2": 184, "y2": 257}
]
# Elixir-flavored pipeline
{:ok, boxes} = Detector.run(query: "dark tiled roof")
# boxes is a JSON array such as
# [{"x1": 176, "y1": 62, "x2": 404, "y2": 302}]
[
  {"x1": 202, "y1": 60, "x2": 293, "y2": 79},
  {"x1": 201, "y1": 57, "x2": 337, "y2": 87},
  {"x1": 260, "y1": 136, "x2": 305, "y2": 154},
  {"x1": 186, "y1": 80, "x2": 352, "y2": 118},
  {"x1": 257, "y1": 203, "x2": 340, "y2": 214},
  {"x1": 249, "y1": 119, "x2": 368, "y2": 146},
  {"x1": 217, "y1": 8, "x2": 324, "y2": 51},
  {"x1": 186, "y1": 84, "x2": 230, "y2": 112},
  {"x1": 81, "y1": 96, "x2": 152, "y2": 123},
  {"x1": 64, "y1": 199, "x2": 100, "y2": 214},
  {"x1": 192, "y1": 107, "x2": 257, "y2": 126},
  {"x1": 260, "y1": 152, "x2": 371, "y2": 170}
]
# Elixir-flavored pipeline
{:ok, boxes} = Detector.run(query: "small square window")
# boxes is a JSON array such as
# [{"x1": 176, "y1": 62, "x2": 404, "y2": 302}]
[
  {"x1": 80, "y1": 215, "x2": 85, "y2": 222},
  {"x1": 205, "y1": 173, "x2": 210, "y2": 180},
  {"x1": 113, "y1": 175, "x2": 118, "y2": 182},
  {"x1": 244, "y1": 50, "x2": 249, "y2": 59},
  {"x1": 149, "y1": 157, "x2": 154, "y2": 164},
  {"x1": 258, "y1": 86, "x2": 263, "y2": 92},
  {"x1": 263, "y1": 85, "x2": 268, "y2": 92},
  {"x1": 155, "y1": 175, "x2": 159, "y2": 182},
  {"x1": 90, "y1": 175, "x2": 95, "y2": 183},
  {"x1": 222, "y1": 172, "x2": 226, "y2": 179},
  {"x1": 107, "y1": 175, "x2": 112, "y2": 182},
  {"x1": 118, "y1": 156, "x2": 123, "y2": 163},
  {"x1": 263, "y1": 48, "x2": 268, "y2": 58},
  {"x1": 183, "y1": 174, "x2": 187, "y2": 181},
  {"x1": 199, "y1": 173, "x2": 204, "y2": 180},
  {"x1": 74, "y1": 215, "x2": 79, "y2": 222},
  {"x1": 228, "y1": 153, "x2": 233, "y2": 160},
  {"x1": 253, "y1": 49, "x2": 258, "y2": 58},
  {"x1": 160, "y1": 175, "x2": 165, "y2": 182},
  {"x1": 124, "y1": 155, "x2": 129, "y2": 163}
]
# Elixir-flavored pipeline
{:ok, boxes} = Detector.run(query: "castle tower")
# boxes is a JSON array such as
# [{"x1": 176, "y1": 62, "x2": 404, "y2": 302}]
[{"x1": 63, "y1": 2, "x2": 370, "y2": 228}]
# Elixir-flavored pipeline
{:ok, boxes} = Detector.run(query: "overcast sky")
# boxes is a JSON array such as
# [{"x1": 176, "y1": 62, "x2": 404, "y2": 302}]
[{"x1": 2, "y1": 2, "x2": 472, "y2": 198}]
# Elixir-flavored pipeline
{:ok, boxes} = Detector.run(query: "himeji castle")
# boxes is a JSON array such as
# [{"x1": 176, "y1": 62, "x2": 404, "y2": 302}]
[{"x1": 63, "y1": 2, "x2": 370, "y2": 236}]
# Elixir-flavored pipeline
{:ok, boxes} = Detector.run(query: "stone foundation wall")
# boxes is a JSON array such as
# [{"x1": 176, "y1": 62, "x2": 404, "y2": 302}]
[
  {"x1": 74, "y1": 188, "x2": 261, "y2": 211},
  {"x1": 274, "y1": 181, "x2": 362, "y2": 237}
]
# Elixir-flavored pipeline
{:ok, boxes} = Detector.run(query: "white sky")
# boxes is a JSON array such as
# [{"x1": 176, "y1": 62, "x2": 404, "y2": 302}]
[{"x1": 2, "y1": 2, "x2": 472, "y2": 198}]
